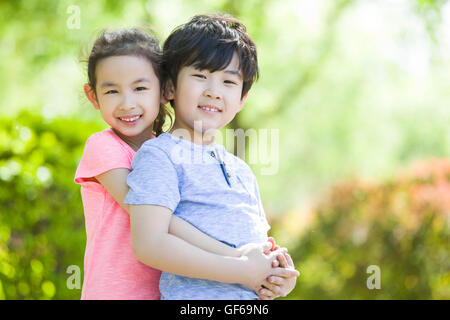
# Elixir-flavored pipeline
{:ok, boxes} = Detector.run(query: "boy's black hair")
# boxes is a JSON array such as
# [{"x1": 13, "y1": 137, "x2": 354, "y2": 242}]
[{"x1": 162, "y1": 14, "x2": 259, "y2": 100}]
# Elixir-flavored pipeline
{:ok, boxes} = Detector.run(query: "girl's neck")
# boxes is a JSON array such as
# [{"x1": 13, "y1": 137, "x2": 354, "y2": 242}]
[{"x1": 112, "y1": 126, "x2": 154, "y2": 152}]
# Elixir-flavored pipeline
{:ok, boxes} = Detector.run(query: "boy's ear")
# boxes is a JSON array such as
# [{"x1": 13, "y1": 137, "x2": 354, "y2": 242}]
[
  {"x1": 237, "y1": 92, "x2": 248, "y2": 112},
  {"x1": 84, "y1": 84, "x2": 100, "y2": 110}
]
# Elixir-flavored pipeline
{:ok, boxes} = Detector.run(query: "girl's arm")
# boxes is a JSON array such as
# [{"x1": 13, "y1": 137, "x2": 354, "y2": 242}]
[{"x1": 96, "y1": 168, "x2": 239, "y2": 257}]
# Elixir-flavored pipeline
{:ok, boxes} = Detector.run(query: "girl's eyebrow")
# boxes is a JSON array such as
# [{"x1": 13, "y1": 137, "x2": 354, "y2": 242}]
[
  {"x1": 100, "y1": 78, "x2": 151, "y2": 89},
  {"x1": 100, "y1": 81, "x2": 117, "y2": 89},
  {"x1": 133, "y1": 77, "x2": 151, "y2": 84}
]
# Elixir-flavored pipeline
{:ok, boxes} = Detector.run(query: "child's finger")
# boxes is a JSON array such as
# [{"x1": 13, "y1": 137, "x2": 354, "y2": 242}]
[
  {"x1": 268, "y1": 237, "x2": 275, "y2": 249},
  {"x1": 262, "y1": 241, "x2": 272, "y2": 254},
  {"x1": 268, "y1": 236, "x2": 280, "y2": 251},
  {"x1": 271, "y1": 247, "x2": 287, "y2": 256},
  {"x1": 272, "y1": 267, "x2": 299, "y2": 278},
  {"x1": 257, "y1": 287, "x2": 273, "y2": 300},
  {"x1": 276, "y1": 251, "x2": 288, "y2": 268},
  {"x1": 272, "y1": 259, "x2": 280, "y2": 268},
  {"x1": 261, "y1": 281, "x2": 285, "y2": 298},
  {"x1": 284, "y1": 252, "x2": 294, "y2": 268},
  {"x1": 268, "y1": 276, "x2": 284, "y2": 286}
]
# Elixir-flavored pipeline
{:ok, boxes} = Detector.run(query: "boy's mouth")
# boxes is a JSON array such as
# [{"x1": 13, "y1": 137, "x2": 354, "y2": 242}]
[{"x1": 198, "y1": 105, "x2": 222, "y2": 113}]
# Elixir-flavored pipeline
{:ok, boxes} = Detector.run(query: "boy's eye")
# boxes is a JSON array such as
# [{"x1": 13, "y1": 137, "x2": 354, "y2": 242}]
[
  {"x1": 135, "y1": 87, "x2": 148, "y2": 91},
  {"x1": 105, "y1": 89, "x2": 118, "y2": 94},
  {"x1": 193, "y1": 74, "x2": 206, "y2": 79},
  {"x1": 224, "y1": 80, "x2": 237, "y2": 85}
]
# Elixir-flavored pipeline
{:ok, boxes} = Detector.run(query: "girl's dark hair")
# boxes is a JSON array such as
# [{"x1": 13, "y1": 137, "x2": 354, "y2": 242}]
[
  {"x1": 85, "y1": 28, "x2": 171, "y2": 136},
  {"x1": 163, "y1": 14, "x2": 259, "y2": 100}
]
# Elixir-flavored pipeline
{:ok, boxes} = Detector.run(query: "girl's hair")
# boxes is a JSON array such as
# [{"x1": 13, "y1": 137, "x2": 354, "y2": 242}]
[{"x1": 85, "y1": 27, "x2": 171, "y2": 136}]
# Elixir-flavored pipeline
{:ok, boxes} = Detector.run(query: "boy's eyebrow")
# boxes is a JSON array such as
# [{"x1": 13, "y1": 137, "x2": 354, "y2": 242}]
[
  {"x1": 224, "y1": 70, "x2": 242, "y2": 79},
  {"x1": 99, "y1": 78, "x2": 151, "y2": 88}
]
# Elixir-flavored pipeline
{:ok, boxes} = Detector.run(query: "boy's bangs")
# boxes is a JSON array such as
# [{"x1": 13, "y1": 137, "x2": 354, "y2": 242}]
[{"x1": 184, "y1": 38, "x2": 238, "y2": 73}]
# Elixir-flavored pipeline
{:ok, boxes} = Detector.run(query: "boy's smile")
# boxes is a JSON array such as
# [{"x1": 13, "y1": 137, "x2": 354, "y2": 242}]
[
  {"x1": 198, "y1": 104, "x2": 222, "y2": 113},
  {"x1": 168, "y1": 52, "x2": 247, "y2": 144}
]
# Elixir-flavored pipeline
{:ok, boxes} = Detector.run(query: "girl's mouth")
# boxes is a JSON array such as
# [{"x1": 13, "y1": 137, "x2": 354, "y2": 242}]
[{"x1": 118, "y1": 115, "x2": 142, "y2": 126}]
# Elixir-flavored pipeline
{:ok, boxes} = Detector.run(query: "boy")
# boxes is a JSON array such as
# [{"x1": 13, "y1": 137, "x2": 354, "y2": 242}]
[{"x1": 124, "y1": 14, "x2": 298, "y2": 300}]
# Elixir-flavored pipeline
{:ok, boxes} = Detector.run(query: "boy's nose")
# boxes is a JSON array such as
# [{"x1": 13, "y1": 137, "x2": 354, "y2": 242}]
[{"x1": 203, "y1": 88, "x2": 221, "y2": 100}]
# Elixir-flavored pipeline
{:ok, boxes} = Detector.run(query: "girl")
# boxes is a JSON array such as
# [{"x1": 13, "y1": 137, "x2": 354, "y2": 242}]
[{"x1": 75, "y1": 28, "x2": 296, "y2": 300}]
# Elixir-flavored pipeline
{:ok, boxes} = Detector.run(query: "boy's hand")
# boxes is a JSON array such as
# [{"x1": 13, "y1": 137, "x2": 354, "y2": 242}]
[
  {"x1": 238, "y1": 245, "x2": 294, "y2": 292},
  {"x1": 236, "y1": 240, "x2": 299, "y2": 295},
  {"x1": 258, "y1": 249, "x2": 299, "y2": 300}
]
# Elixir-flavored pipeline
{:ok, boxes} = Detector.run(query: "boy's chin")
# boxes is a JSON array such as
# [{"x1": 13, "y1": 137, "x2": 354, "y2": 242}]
[{"x1": 193, "y1": 127, "x2": 220, "y2": 136}]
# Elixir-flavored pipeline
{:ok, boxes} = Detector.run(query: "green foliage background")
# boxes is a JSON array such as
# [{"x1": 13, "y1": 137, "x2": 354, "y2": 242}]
[{"x1": 0, "y1": 0, "x2": 449, "y2": 299}]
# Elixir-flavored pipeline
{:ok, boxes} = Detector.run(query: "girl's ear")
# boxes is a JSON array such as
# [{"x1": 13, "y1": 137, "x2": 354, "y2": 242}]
[
  {"x1": 84, "y1": 84, "x2": 100, "y2": 110},
  {"x1": 160, "y1": 87, "x2": 169, "y2": 105},
  {"x1": 163, "y1": 79, "x2": 175, "y2": 101}
]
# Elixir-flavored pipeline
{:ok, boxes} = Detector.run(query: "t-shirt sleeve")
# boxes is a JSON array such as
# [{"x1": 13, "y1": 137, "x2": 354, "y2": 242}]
[
  {"x1": 74, "y1": 132, "x2": 131, "y2": 184},
  {"x1": 124, "y1": 144, "x2": 180, "y2": 212}
]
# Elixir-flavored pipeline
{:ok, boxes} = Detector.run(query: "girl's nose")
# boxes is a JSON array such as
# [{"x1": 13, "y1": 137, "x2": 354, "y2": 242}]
[{"x1": 120, "y1": 94, "x2": 137, "y2": 110}]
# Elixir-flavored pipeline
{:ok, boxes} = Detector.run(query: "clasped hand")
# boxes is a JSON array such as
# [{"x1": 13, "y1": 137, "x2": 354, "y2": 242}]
[{"x1": 237, "y1": 238, "x2": 299, "y2": 300}]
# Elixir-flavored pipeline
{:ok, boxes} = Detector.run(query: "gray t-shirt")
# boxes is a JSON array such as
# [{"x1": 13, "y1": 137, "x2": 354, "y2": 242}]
[{"x1": 124, "y1": 133, "x2": 270, "y2": 300}]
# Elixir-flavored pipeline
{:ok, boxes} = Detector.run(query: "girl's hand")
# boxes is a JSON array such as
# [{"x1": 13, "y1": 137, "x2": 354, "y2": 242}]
[
  {"x1": 236, "y1": 237, "x2": 279, "y2": 257},
  {"x1": 267, "y1": 236, "x2": 280, "y2": 251},
  {"x1": 237, "y1": 241, "x2": 272, "y2": 257},
  {"x1": 257, "y1": 251, "x2": 299, "y2": 300}
]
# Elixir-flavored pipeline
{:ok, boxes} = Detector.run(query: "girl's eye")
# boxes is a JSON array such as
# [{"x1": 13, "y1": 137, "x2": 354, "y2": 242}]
[
  {"x1": 224, "y1": 80, "x2": 237, "y2": 85},
  {"x1": 194, "y1": 74, "x2": 206, "y2": 79}
]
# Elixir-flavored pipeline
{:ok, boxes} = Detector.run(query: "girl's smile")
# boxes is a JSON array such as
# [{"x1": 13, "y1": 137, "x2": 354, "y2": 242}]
[
  {"x1": 85, "y1": 55, "x2": 163, "y2": 144},
  {"x1": 117, "y1": 114, "x2": 143, "y2": 126}
]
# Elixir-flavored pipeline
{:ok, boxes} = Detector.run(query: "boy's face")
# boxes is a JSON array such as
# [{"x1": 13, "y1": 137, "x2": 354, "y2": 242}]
[
  {"x1": 167, "y1": 52, "x2": 247, "y2": 136},
  {"x1": 84, "y1": 55, "x2": 163, "y2": 138}
]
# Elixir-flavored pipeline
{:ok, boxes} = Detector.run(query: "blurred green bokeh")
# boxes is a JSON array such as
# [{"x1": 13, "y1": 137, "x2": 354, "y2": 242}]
[{"x1": 0, "y1": 0, "x2": 449, "y2": 299}]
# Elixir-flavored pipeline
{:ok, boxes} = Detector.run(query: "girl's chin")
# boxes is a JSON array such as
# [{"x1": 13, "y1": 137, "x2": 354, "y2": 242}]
[{"x1": 113, "y1": 126, "x2": 145, "y2": 137}]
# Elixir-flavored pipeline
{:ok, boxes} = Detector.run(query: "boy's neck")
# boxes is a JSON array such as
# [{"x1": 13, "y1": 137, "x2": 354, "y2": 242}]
[{"x1": 169, "y1": 121, "x2": 217, "y2": 146}]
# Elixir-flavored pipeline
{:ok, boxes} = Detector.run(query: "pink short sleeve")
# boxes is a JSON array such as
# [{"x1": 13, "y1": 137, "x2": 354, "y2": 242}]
[
  {"x1": 74, "y1": 128, "x2": 161, "y2": 299},
  {"x1": 75, "y1": 129, "x2": 135, "y2": 184}
]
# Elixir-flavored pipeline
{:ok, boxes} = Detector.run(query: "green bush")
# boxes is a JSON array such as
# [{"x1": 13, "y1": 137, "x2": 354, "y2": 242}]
[
  {"x1": 276, "y1": 158, "x2": 450, "y2": 299},
  {"x1": 0, "y1": 112, "x2": 103, "y2": 299}
]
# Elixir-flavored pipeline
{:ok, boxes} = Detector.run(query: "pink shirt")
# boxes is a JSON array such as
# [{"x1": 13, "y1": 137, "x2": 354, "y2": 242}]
[{"x1": 74, "y1": 128, "x2": 161, "y2": 300}]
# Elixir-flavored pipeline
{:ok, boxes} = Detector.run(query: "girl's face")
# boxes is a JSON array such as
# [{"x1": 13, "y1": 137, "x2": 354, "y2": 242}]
[{"x1": 85, "y1": 55, "x2": 163, "y2": 138}]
